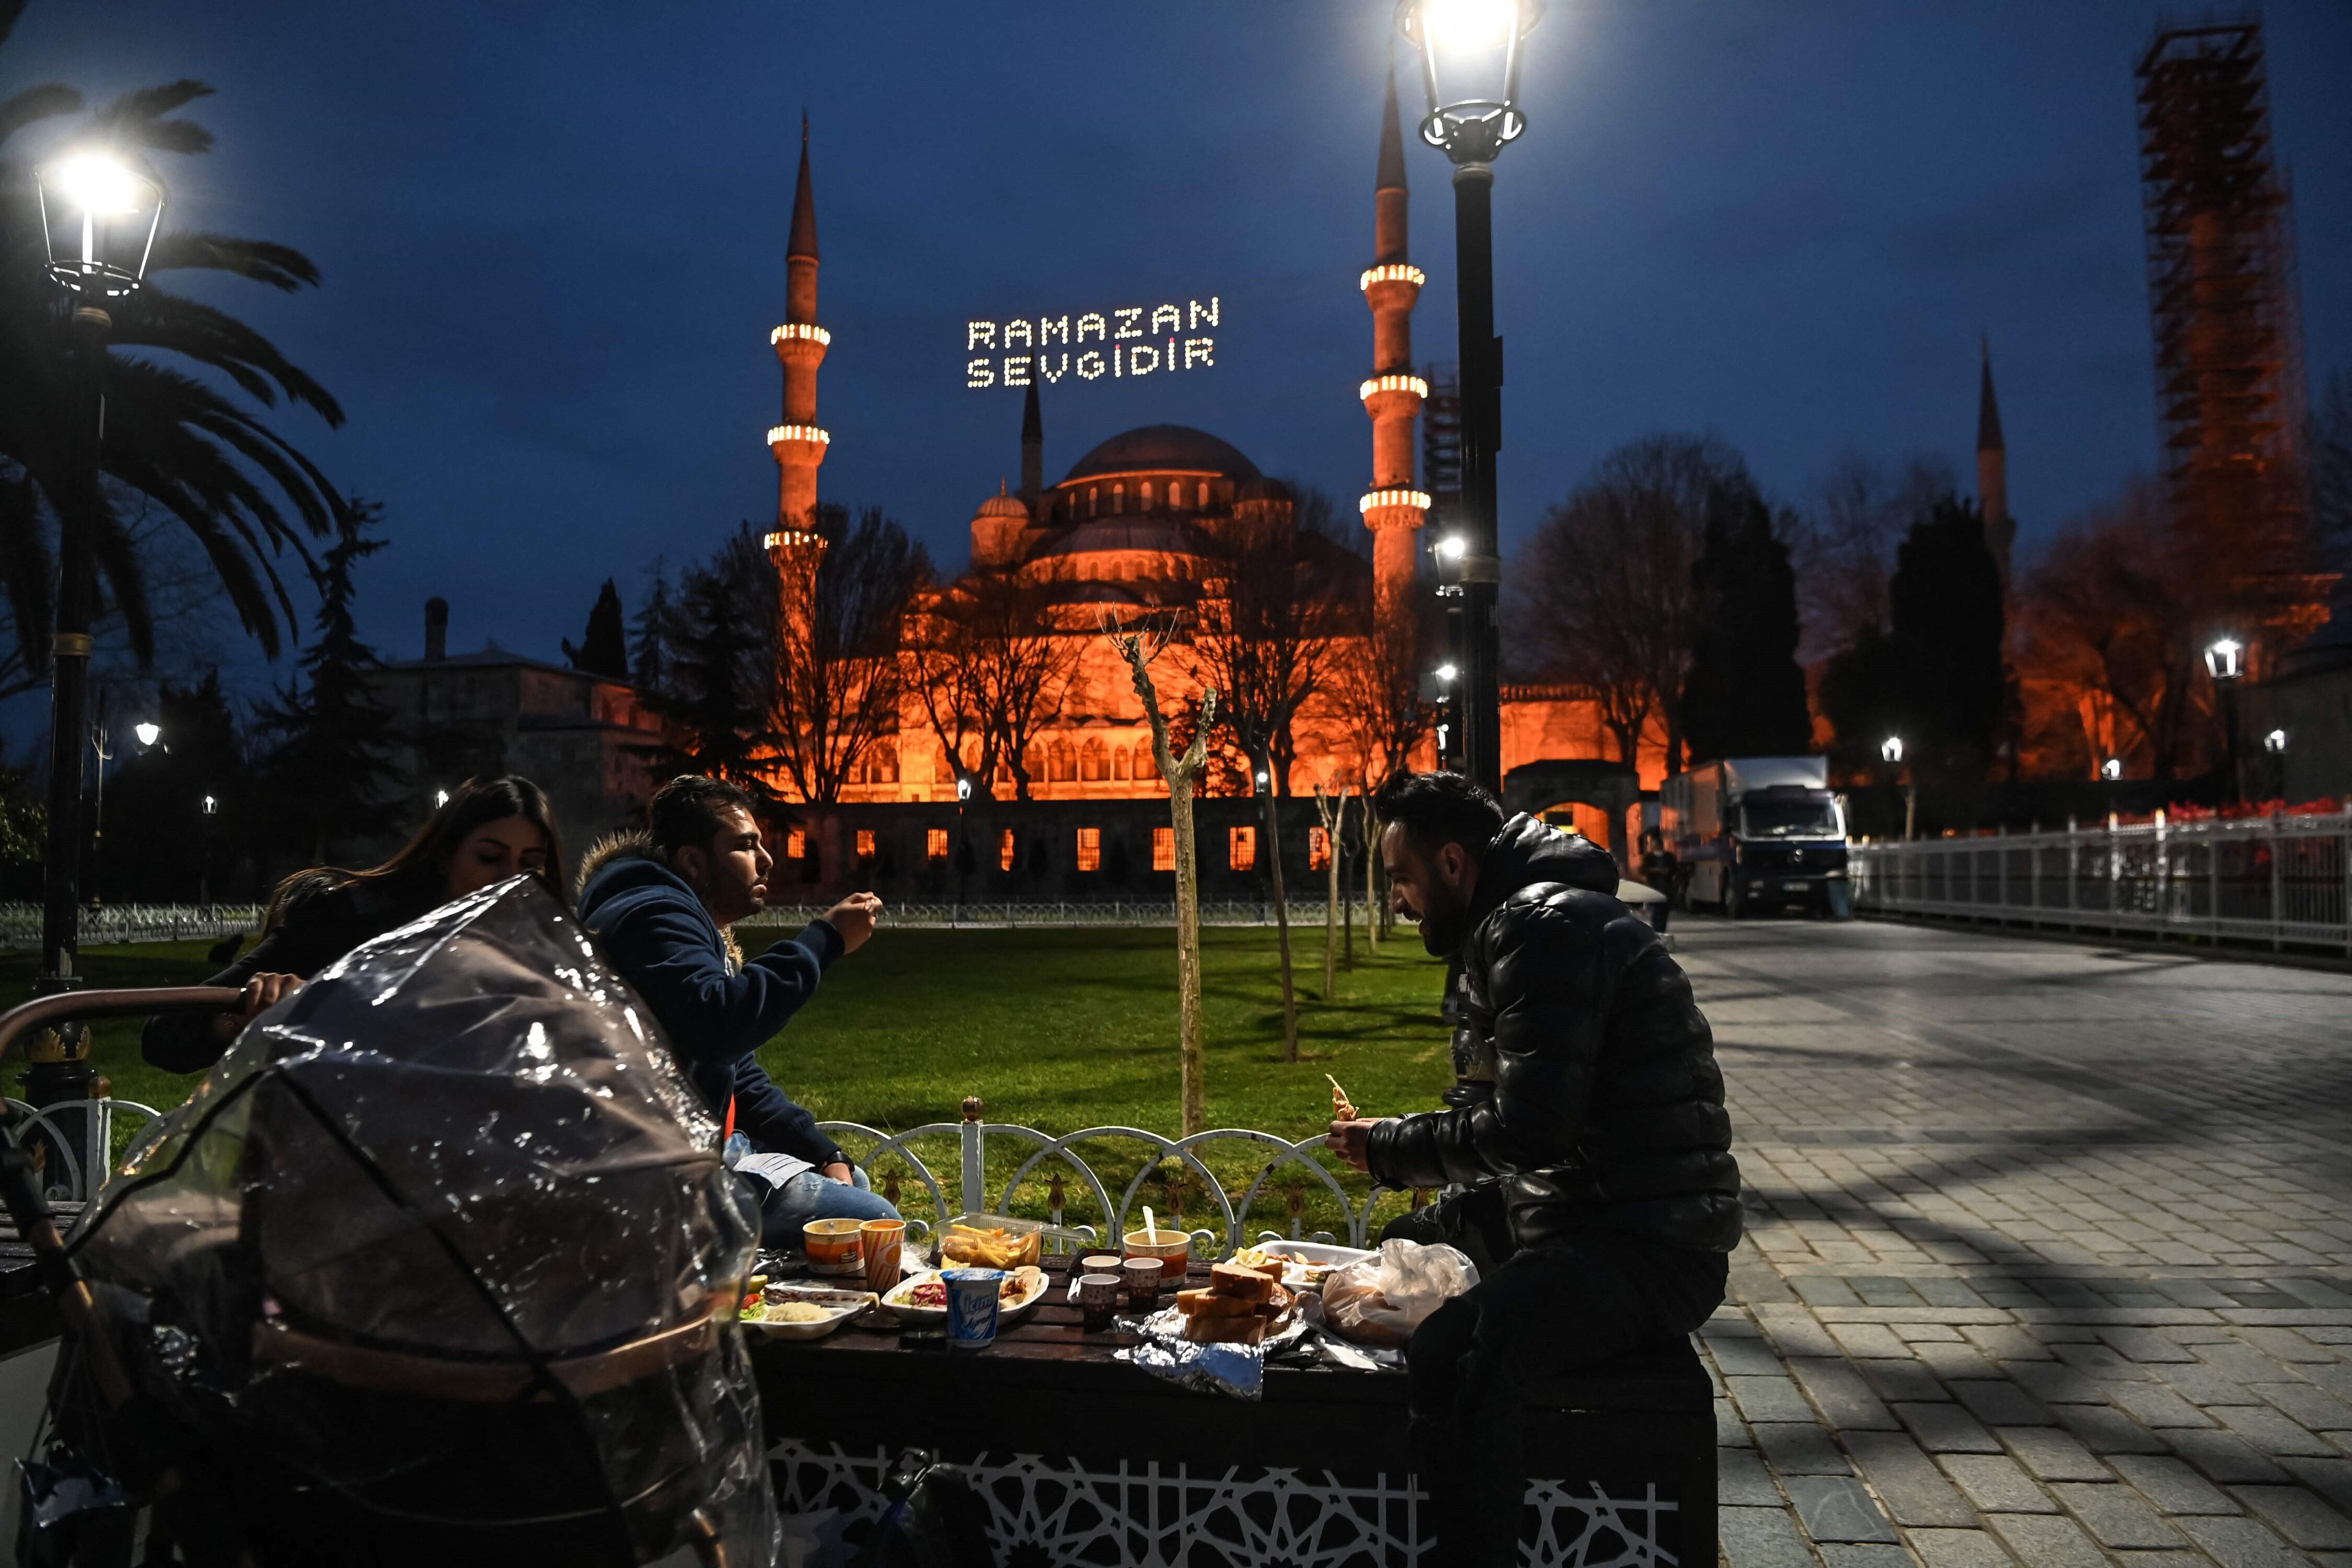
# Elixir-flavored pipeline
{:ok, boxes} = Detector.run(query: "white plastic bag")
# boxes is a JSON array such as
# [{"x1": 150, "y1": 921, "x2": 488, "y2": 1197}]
[{"x1": 1322, "y1": 1239, "x2": 1480, "y2": 1346}]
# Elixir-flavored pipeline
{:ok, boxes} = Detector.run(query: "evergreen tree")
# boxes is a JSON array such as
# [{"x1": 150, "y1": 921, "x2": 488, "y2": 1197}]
[
  {"x1": 650, "y1": 529, "x2": 780, "y2": 792},
  {"x1": 255, "y1": 501, "x2": 401, "y2": 863},
  {"x1": 630, "y1": 565, "x2": 681, "y2": 697},
  {"x1": 1885, "y1": 496, "x2": 2007, "y2": 782},
  {"x1": 563, "y1": 579, "x2": 630, "y2": 679},
  {"x1": 1681, "y1": 481, "x2": 1814, "y2": 761}
]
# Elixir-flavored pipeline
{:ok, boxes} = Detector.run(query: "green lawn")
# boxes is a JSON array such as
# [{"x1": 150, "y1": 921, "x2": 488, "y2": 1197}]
[{"x1": 2, "y1": 921, "x2": 1456, "y2": 1241}]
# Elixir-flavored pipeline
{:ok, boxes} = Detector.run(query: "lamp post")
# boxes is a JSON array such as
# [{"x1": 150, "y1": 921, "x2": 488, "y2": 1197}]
[
  {"x1": 28, "y1": 153, "x2": 162, "y2": 1190},
  {"x1": 1880, "y1": 736, "x2": 1915, "y2": 842},
  {"x1": 199, "y1": 793, "x2": 220, "y2": 908},
  {"x1": 1433, "y1": 662, "x2": 1460, "y2": 771},
  {"x1": 2203, "y1": 636, "x2": 2244, "y2": 806},
  {"x1": 1399, "y1": 0, "x2": 1542, "y2": 798}
]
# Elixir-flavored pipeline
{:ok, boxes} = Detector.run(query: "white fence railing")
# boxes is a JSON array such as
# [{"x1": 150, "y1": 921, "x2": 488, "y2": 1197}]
[
  {"x1": 1849, "y1": 809, "x2": 2352, "y2": 954},
  {"x1": 0, "y1": 904, "x2": 263, "y2": 951},
  {"x1": 11, "y1": 1092, "x2": 1403, "y2": 1254},
  {"x1": 818, "y1": 1100, "x2": 1401, "y2": 1255},
  {"x1": 1, "y1": 899, "x2": 1376, "y2": 950}
]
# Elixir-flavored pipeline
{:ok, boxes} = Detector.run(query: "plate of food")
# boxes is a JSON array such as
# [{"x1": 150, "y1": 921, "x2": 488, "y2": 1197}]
[
  {"x1": 1229, "y1": 1241, "x2": 1377, "y2": 1291},
  {"x1": 882, "y1": 1265, "x2": 1051, "y2": 1327},
  {"x1": 741, "y1": 1283, "x2": 875, "y2": 1341},
  {"x1": 1144, "y1": 1258, "x2": 1309, "y2": 1351}
]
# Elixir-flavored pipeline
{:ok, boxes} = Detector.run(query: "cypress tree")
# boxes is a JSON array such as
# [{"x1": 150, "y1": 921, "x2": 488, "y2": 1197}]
[
  {"x1": 1681, "y1": 481, "x2": 1813, "y2": 760},
  {"x1": 1886, "y1": 496, "x2": 2007, "y2": 782},
  {"x1": 563, "y1": 579, "x2": 630, "y2": 679}
]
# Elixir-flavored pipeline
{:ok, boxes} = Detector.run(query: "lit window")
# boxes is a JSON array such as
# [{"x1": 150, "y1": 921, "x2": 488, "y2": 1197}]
[
  {"x1": 1081, "y1": 737, "x2": 1107, "y2": 781},
  {"x1": 999, "y1": 827, "x2": 1017, "y2": 872},
  {"x1": 1112, "y1": 745, "x2": 1131, "y2": 781},
  {"x1": 1112, "y1": 482, "x2": 1124, "y2": 514},
  {"x1": 787, "y1": 828, "x2": 808, "y2": 860},
  {"x1": 1154, "y1": 826, "x2": 1175, "y2": 872},
  {"x1": 1088, "y1": 487, "x2": 1099, "y2": 517},
  {"x1": 856, "y1": 828, "x2": 876, "y2": 859},
  {"x1": 1140, "y1": 481, "x2": 1155, "y2": 509},
  {"x1": 927, "y1": 827, "x2": 950, "y2": 862},
  {"x1": 1310, "y1": 827, "x2": 1331, "y2": 870},
  {"x1": 1077, "y1": 826, "x2": 1101, "y2": 872},
  {"x1": 1229, "y1": 825, "x2": 1256, "y2": 871}
]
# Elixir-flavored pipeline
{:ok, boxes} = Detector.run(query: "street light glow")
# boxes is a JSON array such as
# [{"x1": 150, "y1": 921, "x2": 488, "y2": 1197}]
[
  {"x1": 1880, "y1": 736, "x2": 1903, "y2": 764},
  {"x1": 45, "y1": 153, "x2": 147, "y2": 216},
  {"x1": 434, "y1": 789, "x2": 451, "y2": 808},
  {"x1": 2203, "y1": 637, "x2": 2244, "y2": 681},
  {"x1": 2264, "y1": 728, "x2": 2288, "y2": 754},
  {"x1": 1424, "y1": 0, "x2": 1515, "y2": 51},
  {"x1": 2101, "y1": 758, "x2": 2123, "y2": 781},
  {"x1": 1435, "y1": 534, "x2": 1467, "y2": 561},
  {"x1": 956, "y1": 776, "x2": 973, "y2": 802},
  {"x1": 133, "y1": 722, "x2": 161, "y2": 747},
  {"x1": 1436, "y1": 663, "x2": 1459, "y2": 682},
  {"x1": 201, "y1": 794, "x2": 217, "y2": 815}
]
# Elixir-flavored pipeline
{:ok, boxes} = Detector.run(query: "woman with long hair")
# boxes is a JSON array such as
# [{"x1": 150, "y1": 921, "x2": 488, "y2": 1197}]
[{"x1": 143, "y1": 777, "x2": 567, "y2": 1073}]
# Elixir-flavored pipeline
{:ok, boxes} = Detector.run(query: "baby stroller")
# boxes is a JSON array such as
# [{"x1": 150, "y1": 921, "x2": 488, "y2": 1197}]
[{"x1": 2, "y1": 879, "x2": 775, "y2": 1567}]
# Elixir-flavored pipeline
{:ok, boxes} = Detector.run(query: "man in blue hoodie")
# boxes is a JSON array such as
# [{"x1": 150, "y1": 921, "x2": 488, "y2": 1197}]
[{"x1": 578, "y1": 775, "x2": 897, "y2": 1244}]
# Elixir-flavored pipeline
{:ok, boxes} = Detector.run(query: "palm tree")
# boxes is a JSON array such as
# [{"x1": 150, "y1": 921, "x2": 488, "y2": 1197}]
[{"x1": 0, "y1": 0, "x2": 348, "y2": 692}]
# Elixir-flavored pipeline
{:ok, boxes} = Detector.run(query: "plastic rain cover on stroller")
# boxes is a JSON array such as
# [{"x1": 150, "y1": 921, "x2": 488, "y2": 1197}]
[{"x1": 61, "y1": 876, "x2": 776, "y2": 1567}]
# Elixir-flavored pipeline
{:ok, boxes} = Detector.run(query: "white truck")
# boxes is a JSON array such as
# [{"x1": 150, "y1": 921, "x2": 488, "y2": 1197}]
[{"x1": 1659, "y1": 756, "x2": 1850, "y2": 919}]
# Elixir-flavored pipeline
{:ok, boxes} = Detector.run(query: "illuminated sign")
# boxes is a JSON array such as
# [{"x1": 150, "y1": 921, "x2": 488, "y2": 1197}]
[{"x1": 966, "y1": 297, "x2": 1220, "y2": 389}]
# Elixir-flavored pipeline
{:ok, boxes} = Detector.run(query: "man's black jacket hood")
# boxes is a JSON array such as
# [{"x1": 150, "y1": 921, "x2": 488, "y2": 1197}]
[{"x1": 1369, "y1": 812, "x2": 1741, "y2": 1254}]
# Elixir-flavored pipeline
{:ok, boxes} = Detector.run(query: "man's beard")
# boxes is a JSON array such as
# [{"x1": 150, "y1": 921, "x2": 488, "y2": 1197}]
[{"x1": 1416, "y1": 889, "x2": 1472, "y2": 956}]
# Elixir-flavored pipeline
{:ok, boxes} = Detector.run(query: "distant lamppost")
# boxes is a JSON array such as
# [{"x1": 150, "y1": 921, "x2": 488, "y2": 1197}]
[
  {"x1": 1399, "y1": 0, "x2": 1543, "y2": 798},
  {"x1": 2101, "y1": 757, "x2": 2123, "y2": 782},
  {"x1": 199, "y1": 793, "x2": 220, "y2": 907},
  {"x1": 133, "y1": 721, "x2": 160, "y2": 748},
  {"x1": 2203, "y1": 636, "x2": 2244, "y2": 804},
  {"x1": 1879, "y1": 736, "x2": 1915, "y2": 842},
  {"x1": 32, "y1": 151, "x2": 163, "y2": 999},
  {"x1": 2263, "y1": 728, "x2": 2287, "y2": 755},
  {"x1": 1434, "y1": 663, "x2": 1460, "y2": 771}
]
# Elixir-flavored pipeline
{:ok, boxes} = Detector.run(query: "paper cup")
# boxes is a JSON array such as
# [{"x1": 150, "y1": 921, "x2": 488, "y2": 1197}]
[
  {"x1": 803, "y1": 1218, "x2": 865, "y2": 1278},
  {"x1": 860, "y1": 1218, "x2": 907, "y2": 1293},
  {"x1": 1121, "y1": 1255, "x2": 1165, "y2": 1310},
  {"x1": 944, "y1": 1268, "x2": 1005, "y2": 1350},
  {"x1": 1123, "y1": 1229, "x2": 1191, "y2": 1279},
  {"x1": 1078, "y1": 1272, "x2": 1122, "y2": 1331}
]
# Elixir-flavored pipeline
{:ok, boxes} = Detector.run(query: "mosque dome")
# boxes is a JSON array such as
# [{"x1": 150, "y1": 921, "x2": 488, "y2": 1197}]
[
  {"x1": 1061, "y1": 425, "x2": 1262, "y2": 484},
  {"x1": 974, "y1": 481, "x2": 1028, "y2": 519}
]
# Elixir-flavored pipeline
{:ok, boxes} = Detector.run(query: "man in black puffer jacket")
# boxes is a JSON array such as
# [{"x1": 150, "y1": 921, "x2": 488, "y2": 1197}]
[{"x1": 1327, "y1": 772, "x2": 1739, "y2": 1568}]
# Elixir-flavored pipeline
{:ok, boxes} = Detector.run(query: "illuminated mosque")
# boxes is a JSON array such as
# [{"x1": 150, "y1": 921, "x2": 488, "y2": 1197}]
[{"x1": 759, "y1": 85, "x2": 1640, "y2": 845}]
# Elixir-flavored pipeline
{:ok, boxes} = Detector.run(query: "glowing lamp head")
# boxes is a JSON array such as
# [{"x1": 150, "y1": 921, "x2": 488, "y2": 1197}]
[
  {"x1": 434, "y1": 788, "x2": 451, "y2": 809},
  {"x1": 133, "y1": 722, "x2": 162, "y2": 748},
  {"x1": 35, "y1": 151, "x2": 165, "y2": 297},
  {"x1": 1880, "y1": 736, "x2": 1903, "y2": 765},
  {"x1": 201, "y1": 794, "x2": 217, "y2": 815},
  {"x1": 2100, "y1": 758, "x2": 2123, "y2": 781},
  {"x1": 1398, "y1": 0, "x2": 1543, "y2": 163},
  {"x1": 1435, "y1": 535, "x2": 1468, "y2": 562},
  {"x1": 1436, "y1": 663, "x2": 1459, "y2": 683},
  {"x1": 2203, "y1": 637, "x2": 2244, "y2": 681},
  {"x1": 956, "y1": 776, "x2": 974, "y2": 802},
  {"x1": 2264, "y1": 728, "x2": 2288, "y2": 755}
]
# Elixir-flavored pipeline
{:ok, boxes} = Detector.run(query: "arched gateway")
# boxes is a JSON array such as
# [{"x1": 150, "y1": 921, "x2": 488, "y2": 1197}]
[{"x1": 1502, "y1": 760, "x2": 1641, "y2": 864}]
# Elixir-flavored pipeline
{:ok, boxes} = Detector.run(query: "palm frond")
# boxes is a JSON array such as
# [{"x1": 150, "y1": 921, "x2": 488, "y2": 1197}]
[
  {"x1": 0, "y1": 470, "x2": 50, "y2": 676},
  {"x1": 110, "y1": 289, "x2": 344, "y2": 422},
  {"x1": 89, "y1": 493, "x2": 154, "y2": 666},
  {"x1": 0, "y1": 1, "x2": 29, "y2": 52},
  {"x1": 0, "y1": 84, "x2": 81, "y2": 148},
  {"x1": 145, "y1": 232, "x2": 320, "y2": 292},
  {"x1": 90, "y1": 80, "x2": 215, "y2": 156}
]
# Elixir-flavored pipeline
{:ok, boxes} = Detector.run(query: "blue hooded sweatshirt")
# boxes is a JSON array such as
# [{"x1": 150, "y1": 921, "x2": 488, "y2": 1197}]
[{"x1": 576, "y1": 831, "x2": 846, "y2": 1170}]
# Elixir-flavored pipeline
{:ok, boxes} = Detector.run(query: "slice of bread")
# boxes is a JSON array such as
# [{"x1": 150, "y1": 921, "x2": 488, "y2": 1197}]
[
  {"x1": 1184, "y1": 1312, "x2": 1269, "y2": 1345},
  {"x1": 1207, "y1": 1262, "x2": 1275, "y2": 1302},
  {"x1": 1175, "y1": 1288, "x2": 1262, "y2": 1319}
]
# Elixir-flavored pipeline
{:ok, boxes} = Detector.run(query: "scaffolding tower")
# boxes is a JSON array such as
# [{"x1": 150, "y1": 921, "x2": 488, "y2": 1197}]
[
  {"x1": 2136, "y1": 18, "x2": 2309, "y2": 578},
  {"x1": 1420, "y1": 361, "x2": 1464, "y2": 537}
]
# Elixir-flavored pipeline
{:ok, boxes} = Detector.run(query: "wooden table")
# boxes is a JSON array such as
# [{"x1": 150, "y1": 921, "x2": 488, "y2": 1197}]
[{"x1": 752, "y1": 1259, "x2": 1715, "y2": 1566}]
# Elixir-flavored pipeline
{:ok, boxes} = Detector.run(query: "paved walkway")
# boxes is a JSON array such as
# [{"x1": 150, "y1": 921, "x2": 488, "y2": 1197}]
[{"x1": 1682, "y1": 916, "x2": 2352, "y2": 1567}]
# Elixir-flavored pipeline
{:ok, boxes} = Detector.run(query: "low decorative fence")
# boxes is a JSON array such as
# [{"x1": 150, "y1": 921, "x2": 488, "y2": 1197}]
[
  {"x1": 18, "y1": 1091, "x2": 1405, "y2": 1256},
  {"x1": 1849, "y1": 808, "x2": 2352, "y2": 954},
  {"x1": 0, "y1": 904, "x2": 263, "y2": 951}
]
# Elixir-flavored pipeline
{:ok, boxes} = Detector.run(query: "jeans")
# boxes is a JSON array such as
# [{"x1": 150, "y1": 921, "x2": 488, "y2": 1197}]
[
  {"x1": 736, "y1": 1166, "x2": 901, "y2": 1249},
  {"x1": 1405, "y1": 1232, "x2": 1728, "y2": 1568}
]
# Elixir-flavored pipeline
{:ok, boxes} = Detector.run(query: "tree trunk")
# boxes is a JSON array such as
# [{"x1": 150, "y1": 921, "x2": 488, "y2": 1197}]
[
  {"x1": 1364, "y1": 803, "x2": 1381, "y2": 952},
  {"x1": 1171, "y1": 775, "x2": 1206, "y2": 1136},
  {"x1": 1259, "y1": 769, "x2": 1297, "y2": 1062},
  {"x1": 1340, "y1": 797, "x2": 1355, "y2": 972},
  {"x1": 1315, "y1": 786, "x2": 1343, "y2": 999}
]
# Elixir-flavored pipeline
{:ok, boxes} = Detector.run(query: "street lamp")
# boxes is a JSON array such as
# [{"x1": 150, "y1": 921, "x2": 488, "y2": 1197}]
[
  {"x1": 1435, "y1": 663, "x2": 1459, "y2": 683},
  {"x1": 1399, "y1": 0, "x2": 1543, "y2": 798},
  {"x1": 1880, "y1": 736, "x2": 1903, "y2": 765},
  {"x1": 2203, "y1": 636, "x2": 2244, "y2": 805},
  {"x1": 1878, "y1": 737, "x2": 1914, "y2": 841},
  {"x1": 133, "y1": 721, "x2": 162, "y2": 748},
  {"x1": 2101, "y1": 758, "x2": 2123, "y2": 782},
  {"x1": 434, "y1": 788, "x2": 451, "y2": 809},
  {"x1": 32, "y1": 149, "x2": 163, "y2": 1010},
  {"x1": 2263, "y1": 728, "x2": 2287, "y2": 754}
]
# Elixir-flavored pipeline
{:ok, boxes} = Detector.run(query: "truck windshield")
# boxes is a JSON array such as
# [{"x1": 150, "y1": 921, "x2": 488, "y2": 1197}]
[{"x1": 1742, "y1": 798, "x2": 1842, "y2": 838}]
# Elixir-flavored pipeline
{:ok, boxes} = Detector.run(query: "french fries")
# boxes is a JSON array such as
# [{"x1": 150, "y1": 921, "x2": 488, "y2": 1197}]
[{"x1": 939, "y1": 1224, "x2": 1040, "y2": 1270}]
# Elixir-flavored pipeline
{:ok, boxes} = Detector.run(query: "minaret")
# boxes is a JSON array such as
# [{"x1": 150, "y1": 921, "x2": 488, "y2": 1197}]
[
  {"x1": 1358, "y1": 70, "x2": 1429, "y2": 633},
  {"x1": 1976, "y1": 337, "x2": 2013, "y2": 591},
  {"x1": 768, "y1": 114, "x2": 831, "y2": 639},
  {"x1": 1019, "y1": 377, "x2": 1042, "y2": 515}
]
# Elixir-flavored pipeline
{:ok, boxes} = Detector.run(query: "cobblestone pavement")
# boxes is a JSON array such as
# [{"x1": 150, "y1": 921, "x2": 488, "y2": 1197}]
[{"x1": 1681, "y1": 916, "x2": 2352, "y2": 1567}]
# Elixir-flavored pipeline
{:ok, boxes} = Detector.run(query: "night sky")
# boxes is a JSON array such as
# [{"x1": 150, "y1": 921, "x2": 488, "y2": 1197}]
[{"x1": 7, "y1": 1, "x2": 2349, "y2": 706}]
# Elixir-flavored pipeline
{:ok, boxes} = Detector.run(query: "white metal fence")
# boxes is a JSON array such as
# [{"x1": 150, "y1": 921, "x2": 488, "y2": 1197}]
[
  {"x1": 1849, "y1": 808, "x2": 2352, "y2": 954},
  {"x1": 0, "y1": 904, "x2": 263, "y2": 951}
]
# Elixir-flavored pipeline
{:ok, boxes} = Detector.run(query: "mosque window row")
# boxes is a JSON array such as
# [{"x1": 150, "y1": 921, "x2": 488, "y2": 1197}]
[{"x1": 1082, "y1": 480, "x2": 1210, "y2": 518}]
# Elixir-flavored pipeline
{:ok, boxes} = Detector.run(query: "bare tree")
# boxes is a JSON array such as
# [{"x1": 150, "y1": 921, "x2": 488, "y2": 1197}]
[
  {"x1": 770, "y1": 504, "x2": 930, "y2": 804},
  {"x1": 1313, "y1": 785, "x2": 1350, "y2": 1000},
  {"x1": 1108, "y1": 619, "x2": 1219, "y2": 1137},
  {"x1": 1785, "y1": 451, "x2": 1958, "y2": 661},
  {"x1": 1328, "y1": 604, "x2": 1431, "y2": 953},
  {"x1": 1513, "y1": 435, "x2": 1750, "y2": 772},
  {"x1": 1192, "y1": 501, "x2": 1348, "y2": 1063}
]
